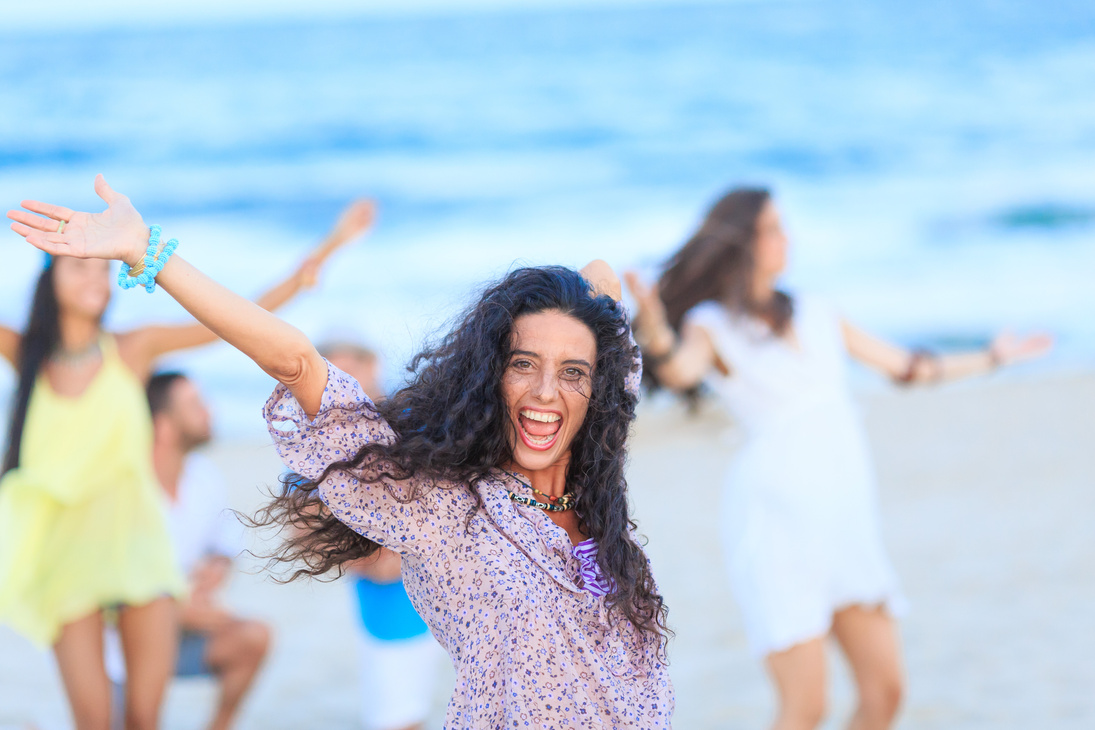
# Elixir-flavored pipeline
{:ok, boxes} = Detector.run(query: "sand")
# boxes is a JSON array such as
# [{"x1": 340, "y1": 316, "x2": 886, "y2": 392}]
[{"x1": 2, "y1": 372, "x2": 1093, "y2": 729}]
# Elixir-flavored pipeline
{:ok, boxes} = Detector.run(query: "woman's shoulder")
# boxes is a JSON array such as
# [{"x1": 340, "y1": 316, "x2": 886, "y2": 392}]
[{"x1": 682, "y1": 299, "x2": 730, "y2": 332}]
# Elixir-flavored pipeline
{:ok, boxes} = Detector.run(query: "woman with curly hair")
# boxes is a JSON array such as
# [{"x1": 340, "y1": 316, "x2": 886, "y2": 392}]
[
  {"x1": 8, "y1": 176, "x2": 674, "y2": 729},
  {"x1": 625, "y1": 187, "x2": 1051, "y2": 730}
]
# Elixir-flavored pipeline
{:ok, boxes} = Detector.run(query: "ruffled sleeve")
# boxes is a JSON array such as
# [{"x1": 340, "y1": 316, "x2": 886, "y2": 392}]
[{"x1": 263, "y1": 360, "x2": 459, "y2": 556}]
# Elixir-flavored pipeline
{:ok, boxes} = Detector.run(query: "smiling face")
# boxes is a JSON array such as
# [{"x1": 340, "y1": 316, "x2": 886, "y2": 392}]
[
  {"x1": 501, "y1": 310, "x2": 597, "y2": 473},
  {"x1": 52, "y1": 257, "x2": 112, "y2": 321}
]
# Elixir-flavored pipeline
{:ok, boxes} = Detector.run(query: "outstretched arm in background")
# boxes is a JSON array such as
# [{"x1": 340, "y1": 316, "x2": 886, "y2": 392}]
[
  {"x1": 842, "y1": 320, "x2": 1053, "y2": 384},
  {"x1": 623, "y1": 271, "x2": 723, "y2": 391},
  {"x1": 0, "y1": 324, "x2": 18, "y2": 369},
  {"x1": 117, "y1": 199, "x2": 376, "y2": 380},
  {"x1": 8, "y1": 175, "x2": 331, "y2": 415}
]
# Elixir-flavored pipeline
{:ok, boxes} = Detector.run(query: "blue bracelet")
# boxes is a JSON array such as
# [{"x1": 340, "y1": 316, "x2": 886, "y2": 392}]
[{"x1": 118, "y1": 225, "x2": 179, "y2": 293}]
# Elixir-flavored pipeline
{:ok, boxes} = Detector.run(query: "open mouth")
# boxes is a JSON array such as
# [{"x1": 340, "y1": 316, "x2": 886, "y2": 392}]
[{"x1": 517, "y1": 408, "x2": 562, "y2": 451}]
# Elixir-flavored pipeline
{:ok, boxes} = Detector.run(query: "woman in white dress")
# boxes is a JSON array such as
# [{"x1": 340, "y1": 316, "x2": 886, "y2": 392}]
[{"x1": 625, "y1": 188, "x2": 1051, "y2": 730}]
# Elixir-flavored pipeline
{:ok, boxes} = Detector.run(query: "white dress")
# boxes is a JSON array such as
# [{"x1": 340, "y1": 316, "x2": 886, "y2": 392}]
[{"x1": 685, "y1": 295, "x2": 907, "y2": 657}]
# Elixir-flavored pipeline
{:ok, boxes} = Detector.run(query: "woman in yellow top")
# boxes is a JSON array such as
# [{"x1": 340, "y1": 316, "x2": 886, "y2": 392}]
[{"x1": 0, "y1": 197, "x2": 375, "y2": 730}]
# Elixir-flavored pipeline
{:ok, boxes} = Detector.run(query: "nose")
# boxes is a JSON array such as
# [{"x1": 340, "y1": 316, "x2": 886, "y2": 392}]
[{"x1": 530, "y1": 368, "x2": 560, "y2": 402}]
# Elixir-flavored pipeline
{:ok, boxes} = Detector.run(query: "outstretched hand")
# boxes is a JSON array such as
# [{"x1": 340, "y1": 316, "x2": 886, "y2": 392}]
[
  {"x1": 330, "y1": 198, "x2": 377, "y2": 245},
  {"x1": 298, "y1": 199, "x2": 377, "y2": 288},
  {"x1": 623, "y1": 271, "x2": 669, "y2": 328},
  {"x1": 992, "y1": 331, "x2": 1054, "y2": 366},
  {"x1": 7, "y1": 174, "x2": 149, "y2": 265}
]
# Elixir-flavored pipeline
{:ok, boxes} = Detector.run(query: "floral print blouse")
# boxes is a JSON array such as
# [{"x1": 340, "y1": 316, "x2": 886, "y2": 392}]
[{"x1": 264, "y1": 357, "x2": 673, "y2": 729}]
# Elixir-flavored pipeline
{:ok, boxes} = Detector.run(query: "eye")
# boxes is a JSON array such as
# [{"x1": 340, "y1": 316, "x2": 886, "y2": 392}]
[
  {"x1": 510, "y1": 358, "x2": 533, "y2": 370},
  {"x1": 562, "y1": 367, "x2": 587, "y2": 380}
]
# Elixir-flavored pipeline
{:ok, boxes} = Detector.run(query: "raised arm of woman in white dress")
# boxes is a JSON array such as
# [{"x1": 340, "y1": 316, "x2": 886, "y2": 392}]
[
  {"x1": 8, "y1": 175, "x2": 330, "y2": 416},
  {"x1": 842, "y1": 319, "x2": 1054, "y2": 385},
  {"x1": 623, "y1": 271, "x2": 722, "y2": 391}
]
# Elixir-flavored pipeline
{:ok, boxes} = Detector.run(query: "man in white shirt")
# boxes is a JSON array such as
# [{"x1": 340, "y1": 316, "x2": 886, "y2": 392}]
[{"x1": 145, "y1": 372, "x2": 271, "y2": 730}]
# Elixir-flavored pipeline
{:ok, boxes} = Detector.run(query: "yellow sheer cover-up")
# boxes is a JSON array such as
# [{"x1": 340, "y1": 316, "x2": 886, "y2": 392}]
[{"x1": 0, "y1": 336, "x2": 184, "y2": 647}]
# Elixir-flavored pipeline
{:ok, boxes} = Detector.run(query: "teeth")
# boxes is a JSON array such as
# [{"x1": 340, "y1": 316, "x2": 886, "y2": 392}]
[{"x1": 520, "y1": 409, "x2": 561, "y2": 423}]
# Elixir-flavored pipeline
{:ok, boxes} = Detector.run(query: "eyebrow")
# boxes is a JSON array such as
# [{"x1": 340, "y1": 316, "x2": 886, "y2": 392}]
[{"x1": 511, "y1": 350, "x2": 592, "y2": 369}]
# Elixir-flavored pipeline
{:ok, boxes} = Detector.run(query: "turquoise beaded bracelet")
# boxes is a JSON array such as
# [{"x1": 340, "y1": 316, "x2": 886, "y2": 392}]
[{"x1": 118, "y1": 225, "x2": 179, "y2": 293}]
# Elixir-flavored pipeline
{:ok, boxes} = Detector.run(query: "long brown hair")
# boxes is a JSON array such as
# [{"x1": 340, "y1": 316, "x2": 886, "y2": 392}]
[
  {"x1": 658, "y1": 187, "x2": 792, "y2": 335},
  {"x1": 3, "y1": 267, "x2": 60, "y2": 474}
]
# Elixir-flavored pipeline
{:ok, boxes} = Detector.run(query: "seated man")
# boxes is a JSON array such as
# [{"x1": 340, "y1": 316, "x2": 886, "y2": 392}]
[
  {"x1": 319, "y1": 340, "x2": 445, "y2": 730},
  {"x1": 109, "y1": 373, "x2": 271, "y2": 730}
]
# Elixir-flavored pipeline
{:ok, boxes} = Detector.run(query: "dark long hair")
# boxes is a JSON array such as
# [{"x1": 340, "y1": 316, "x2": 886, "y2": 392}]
[
  {"x1": 660, "y1": 187, "x2": 792, "y2": 332},
  {"x1": 646, "y1": 187, "x2": 793, "y2": 388},
  {"x1": 253, "y1": 266, "x2": 669, "y2": 649},
  {"x1": 3, "y1": 268, "x2": 61, "y2": 474}
]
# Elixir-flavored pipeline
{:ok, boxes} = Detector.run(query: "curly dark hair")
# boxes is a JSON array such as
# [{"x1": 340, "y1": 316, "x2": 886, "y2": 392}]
[{"x1": 253, "y1": 265, "x2": 670, "y2": 650}]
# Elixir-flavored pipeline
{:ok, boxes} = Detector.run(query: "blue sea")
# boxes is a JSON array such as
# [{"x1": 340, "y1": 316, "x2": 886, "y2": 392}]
[{"x1": 2, "y1": 0, "x2": 1093, "y2": 435}]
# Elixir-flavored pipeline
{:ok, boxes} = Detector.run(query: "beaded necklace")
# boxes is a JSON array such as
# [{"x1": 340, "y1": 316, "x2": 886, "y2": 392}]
[
  {"x1": 505, "y1": 470, "x2": 574, "y2": 512},
  {"x1": 51, "y1": 340, "x2": 102, "y2": 368}
]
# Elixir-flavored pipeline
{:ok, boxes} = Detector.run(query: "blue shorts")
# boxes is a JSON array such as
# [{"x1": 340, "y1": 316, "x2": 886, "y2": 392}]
[{"x1": 175, "y1": 630, "x2": 212, "y2": 677}]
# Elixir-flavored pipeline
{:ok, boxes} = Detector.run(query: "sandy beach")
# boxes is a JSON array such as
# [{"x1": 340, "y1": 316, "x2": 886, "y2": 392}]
[{"x1": 2, "y1": 371, "x2": 1093, "y2": 729}]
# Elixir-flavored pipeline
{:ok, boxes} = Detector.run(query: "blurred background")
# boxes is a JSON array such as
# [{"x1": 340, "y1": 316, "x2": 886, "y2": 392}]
[{"x1": 1, "y1": 0, "x2": 1093, "y2": 728}]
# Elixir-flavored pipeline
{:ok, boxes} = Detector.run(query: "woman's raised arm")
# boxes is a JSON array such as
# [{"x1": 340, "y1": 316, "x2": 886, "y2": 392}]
[
  {"x1": 7, "y1": 175, "x2": 329, "y2": 415},
  {"x1": 119, "y1": 199, "x2": 376, "y2": 378},
  {"x1": 623, "y1": 271, "x2": 721, "y2": 391}
]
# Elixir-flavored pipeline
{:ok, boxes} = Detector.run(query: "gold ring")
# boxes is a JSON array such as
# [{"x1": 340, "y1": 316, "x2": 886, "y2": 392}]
[{"x1": 57, "y1": 220, "x2": 66, "y2": 234}]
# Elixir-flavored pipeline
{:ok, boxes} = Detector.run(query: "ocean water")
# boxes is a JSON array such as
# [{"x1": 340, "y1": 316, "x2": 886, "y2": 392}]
[{"x1": 1, "y1": 0, "x2": 1093, "y2": 435}]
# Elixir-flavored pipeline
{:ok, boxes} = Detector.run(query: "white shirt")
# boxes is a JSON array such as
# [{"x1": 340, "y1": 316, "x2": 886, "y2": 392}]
[{"x1": 165, "y1": 453, "x2": 242, "y2": 576}]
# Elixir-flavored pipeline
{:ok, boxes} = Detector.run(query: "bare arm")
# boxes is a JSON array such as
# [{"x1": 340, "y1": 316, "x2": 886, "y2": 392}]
[
  {"x1": 8, "y1": 175, "x2": 330, "y2": 415},
  {"x1": 579, "y1": 258, "x2": 623, "y2": 301},
  {"x1": 0, "y1": 325, "x2": 19, "y2": 369},
  {"x1": 623, "y1": 271, "x2": 722, "y2": 391},
  {"x1": 152, "y1": 255, "x2": 329, "y2": 414},
  {"x1": 347, "y1": 549, "x2": 404, "y2": 583},
  {"x1": 118, "y1": 199, "x2": 376, "y2": 378},
  {"x1": 842, "y1": 319, "x2": 1053, "y2": 384}
]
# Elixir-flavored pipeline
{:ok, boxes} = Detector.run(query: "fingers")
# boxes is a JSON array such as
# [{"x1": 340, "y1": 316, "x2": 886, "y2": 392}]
[
  {"x1": 623, "y1": 270, "x2": 657, "y2": 307},
  {"x1": 347, "y1": 198, "x2": 377, "y2": 221},
  {"x1": 11, "y1": 221, "x2": 68, "y2": 246},
  {"x1": 9, "y1": 220, "x2": 39, "y2": 239},
  {"x1": 1030, "y1": 333, "x2": 1055, "y2": 347},
  {"x1": 94, "y1": 173, "x2": 118, "y2": 204},
  {"x1": 333, "y1": 199, "x2": 377, "y2": 241},
  {"x1": 17, "y1": 200, "x2": 75, "y2": 224},
  {"x1": 11, "y1": 224, "x2": 72, "y2": 257},
  {"x1": 8, "y1": 208, "x2": 66, "y2": 233},
  {"x1": 623, "y1": 270, "x2": 645, "y2": 295},
  {"x1": 1023, "y1": 334, "x2": 1055, "y2": 355}
]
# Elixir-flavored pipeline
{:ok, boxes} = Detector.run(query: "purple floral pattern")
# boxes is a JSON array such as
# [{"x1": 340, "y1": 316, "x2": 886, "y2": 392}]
[{"x1": 264, "y1": 359, "x2": 672, "y2": 729}]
